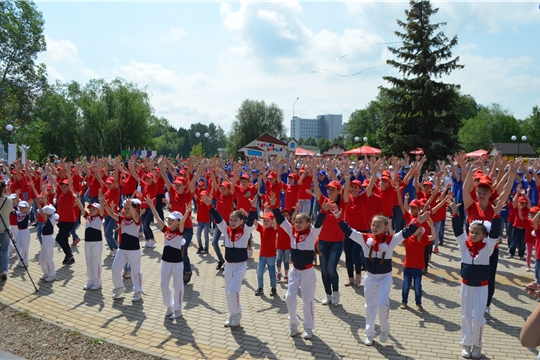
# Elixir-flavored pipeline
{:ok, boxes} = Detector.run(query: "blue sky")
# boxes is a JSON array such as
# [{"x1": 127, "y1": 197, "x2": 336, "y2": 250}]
[{"x1": 36, "y1": 1, "x2": 540, "y2": 136}]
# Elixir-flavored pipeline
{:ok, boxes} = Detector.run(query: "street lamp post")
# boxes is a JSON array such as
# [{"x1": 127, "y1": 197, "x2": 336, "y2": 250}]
[
  {"x1": 293, "y1": 97, "x2": 299, "y2": 118},
  {"x1": 196, "y1": 132, "x2": 210, "y2": 157},
  {"x1": 511, "y1": 135, "x2": 527, "y2": 158}
]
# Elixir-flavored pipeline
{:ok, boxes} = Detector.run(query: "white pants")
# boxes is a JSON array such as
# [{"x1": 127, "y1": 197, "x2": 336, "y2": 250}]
[
  {"x1": 161, "y1": 261, "x2": 184, "y2": 312},
  {"x1": 224, "y1": 261, "x2": 247, "y2": 316},
  {"x1": 461, "y1": 284, "x2": 488, "y2": 348},
  {"x1": 39, "y1": 234, "x2": 56, "y2": 277},
  {"x1": 9, "y1": 226, "x2": 18, "y2": 251},
  {"x1": 286, "y1": 267, "x2": 316, "y2": 330},
  {"x1": 298, "y1": 199, "x2": 311, "y2": 216},
  {"x1": 15, "y1": 229, "x2": 30, "y2": 264},
  {"x1": 85, "y1": 241, "x2": 103, "y2": 286},
  {"x1": 112, "y1": 249, "x2": 142, "y2": 292},
  {"x1": 364, "y1": 272, "x2": 392, "y2": 338}
]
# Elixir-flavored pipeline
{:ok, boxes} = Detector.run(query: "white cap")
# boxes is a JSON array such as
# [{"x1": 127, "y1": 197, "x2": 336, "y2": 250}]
[
  {"x1": 87, "y1": 203, "x2": 101, "y2": 210},
  {"x1": 42, "y1": 205, "x2": 56, "y2": 215},
  {"x1": 9, "y1": 194, "x2": 18, "y2": 199},
  {"x1": 18, "y1": 201, "x2": 29, "y2": 208},
  {"x1": 167, "y1": 211, "x2": 183, "y2": 220}
]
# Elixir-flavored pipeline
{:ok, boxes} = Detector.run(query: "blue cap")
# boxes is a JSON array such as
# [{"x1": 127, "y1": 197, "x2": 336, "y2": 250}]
[
  {"x1": 404, "y1": 166, "x2": 410, "y2": 170},
  {"x1": 318, "y1": 170, "x2": 327, "y2": 176},
  {"x1": 398, "y1": 170, "x2": 406, "y2": 177},
  {"x1": 251, "y1": 169, "x2": 259, "y2": 173},
  {"x1": 242, "y1": 166, "x2": 248, "y2": 170},
  {"x1": 518, "y1": 171, "x2": 524, "y2": 175},
  {"x1": 225, "y1": 167, "x2": 230, "y2": 171}
]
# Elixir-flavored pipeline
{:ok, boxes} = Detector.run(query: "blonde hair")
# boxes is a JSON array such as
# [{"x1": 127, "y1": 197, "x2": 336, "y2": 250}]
[
  {"x1": 295, "y1": 213, "x2": 311, "y2": 223},
  {"x1": 371, "y1": 215, "x2": 389, "y2": 227}
]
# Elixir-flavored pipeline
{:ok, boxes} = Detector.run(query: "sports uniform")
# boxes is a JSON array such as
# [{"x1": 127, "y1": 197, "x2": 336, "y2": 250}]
[
  {"x1": 83, "y1": 207, "x2": 103, "y2": 290},
  {"x1": 160, "y1": 225, "x2": 185, "y2": 318}
]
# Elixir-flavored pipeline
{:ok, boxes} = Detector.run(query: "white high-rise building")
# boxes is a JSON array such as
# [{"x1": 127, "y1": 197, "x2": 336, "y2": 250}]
[{"x1": 290, "y1": 114, "x2": 342, "y2": 141}]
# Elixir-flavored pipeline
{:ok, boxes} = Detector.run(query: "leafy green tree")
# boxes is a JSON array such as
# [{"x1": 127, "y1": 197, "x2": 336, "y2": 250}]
[
  {"x1": 458, "y1": 104, "x2": 521, "y2": 152},
  {"x1": 378, "y1": 0, "x2": 464, "y2": 160},
  {"x1": 297, "y1": 137, "x2": 304, "y2": 145},
  {"x1": 227, "y1": 99, "x2": 285, "y2": 157},
  {"x1": 522, "y1": 106, "x2": 540, "y2": 153},
  {"x1": 317, "y1": 137, "x2": 332, "y2": 153},
  {"x1": 0, "y1": 0, "x2": 47, "y2": 129},
  {"x1": 304, "y1": 137, "x2": 317, "y2": 146}
]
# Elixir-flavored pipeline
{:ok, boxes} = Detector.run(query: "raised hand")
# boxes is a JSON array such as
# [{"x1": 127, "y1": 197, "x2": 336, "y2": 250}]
[
  {"x1": 418, "y1": 211, "x2": 431, "y2": 224},
  {"x1": 200, "y1": 193, "x2": 213, "y2": 206}
]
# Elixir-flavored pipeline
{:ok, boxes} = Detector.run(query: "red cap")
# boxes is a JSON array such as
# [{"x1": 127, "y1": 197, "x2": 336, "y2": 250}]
[
  {"x1": 240, "y1": 174, "x2": 250, "y2": 180},
  {"x1": 173, "y1": 177, "x2": 187, "y2": 185},
  {"x1": 518, "y1": 196, "x2": 528, "y2": 203},
  {"x1": 325, "y1": 180, "x2": 342, "y2": 190},
  {"x1": 423, "y1": 181, "x2": 433, "y2": 187},
  {"x1": 60, "y1": 179, "x2": 69, "y2": 185},
  {"x1": 351, "y1": 180, "x2": 363, "y2": 187},
  {"x1": 105, "y1": 177, "x2": 115, "y2": 184},
  {"x1": 362, "y1": 179, "x2": 370, "y2": 187},
  {"x1": 477, "y1": 176, "x2": 492, "y2": 189},
  {"x1": 179, "y1": 169, "x2": 186, "y2": 176},
  {"x1": 381, "y1": 176, "x2": 391, "y2": 182},
  {"x1": 197, "y1": 181, "x2": 205, "y2": 187},
  {"x1": 473, "y1": 170, "x2": 484, "y2": 180},
  {"x1": 382, "y1": 170, "x2": 391, "y2": 177},
  {"x1": 409, "y1": 199, "x2": 422, "y2": 208},
  {"x1": 267, "y1": 171, "x2": 278, "y2": 179},
  {"x1": 220, "y1": 181, "x2": 231, "y2": 189},
  {"x1": 145, "y1": 172, "x2": 154, "y2": 179},
  {"x1": 299, "y1": 167, "x2": 305, "y2": 173},
  {"x1": 261, "y1": 212, "x2": 275, "y2": 220},
  {"x1": 531, "y1": 206, "x2": 540, "y2": 213}
]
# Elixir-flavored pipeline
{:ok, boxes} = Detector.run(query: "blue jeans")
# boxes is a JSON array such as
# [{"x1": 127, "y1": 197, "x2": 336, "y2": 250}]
[
  {"x1": 196, "y1": 222, "x2": 210, "y2": 250},
  {"x1": 276, "y1": 249, "x2": 290, "y2": 271},
  {"x1": 70, "y1": 217, "x2": 80, "y2": 241},
  {"x1": 434, "y1": 221, "x2": 443, "y2": 248},
  {"x1": 393, "y1": 206, "x2": 404, "y2": 233},
  {"x1": 318, "y1": 240, "x2": 344, "y2": 294},
  {"x1": 36, "y1": 221, "x2": 43, "y2": 245},
  {"x1": 212, "y1": 226, "x2": 224, "y2": 262},
  {"x1": 534, "y1": 260, "x2": 540, "y2": 284},
  {"x1": 257, "y1": 256, "x2": 276, "y2": 288},
  {"x1": 141, "y1": 211, "x2": 154, "y2": 241},
  {"x1": 104, "y1": 215, "x2": 118, "y2": 251},
  {"x1": 509, "y1": 227, "x2": 525, "y2": 257},
  {"x1": 183, "y1": 227, "x2": 194, "y2": 273},
  {"x1": 487, "y1": 247, "x2": 498, "y2": 307},
  {"x1": 0, "y1": 232, "x2": 9, "y2": 273},
  {"x1": 344, "y1": 236, "x2": 364, "y2": 279},
  {"x1": 402, "y1": 267, "x2": 423, "y2": 305}
]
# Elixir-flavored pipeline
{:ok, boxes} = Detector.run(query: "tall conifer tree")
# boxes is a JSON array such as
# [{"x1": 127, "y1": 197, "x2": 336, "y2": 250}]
[{"x1": 378, "y1": 0, "x2": 463, "y2": 160}]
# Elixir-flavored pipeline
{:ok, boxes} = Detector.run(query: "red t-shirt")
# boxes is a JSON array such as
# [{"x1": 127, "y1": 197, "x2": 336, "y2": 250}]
[
  {"x1": 56, "y1": 192, "x2": 77, "y2": 222},
  {"x1": 257, "y1": 223, "x2": 277, "y2": 257},
  {"x1": 214, "y1": 189, "x2": 234, "y2": 223},
  {"x1": 27, "y1": 175, "x2": 41, "y2": 200},
  {"x1": 375, "y1": 186, "x2": 397, "y2": 217},
  {"x1": 513, "y1": 205, "x2": 530, "y2": 229},
  {"x1": 431, "y1": 193, "x2": 447, "y2": 223},
  {"x1": 105, "y1": 187, "x2": 120, "y2": 209},
  {"x1": 318, "y1": 196, "x2": 347, "y2": 242},
  {"x1": 155, "y1": 171, "x2": 165, "y2": 195},
  {"x1": 535, "y1": 229, "x2": 540, "y2": 260},
  {"x1": 298, "y1": 175, "x2": 312, "y2": 200},
  {"x1": 403, "y1": 230, "x2": 431, "y2": 269},
  {"x1": 466, "y1": 202, "x2": 495, "y2": 224},
  {"x1": 122, "y1": 174, "x2": 138, "y2": 196},
  {"x1": 196, "y1": 196, "x2": 212, "y2": 223},
  {"x1": 265, "y1": 181, "x2": 282, "y2": 201},
  {"x1": 345, "y1": 193, "x2": 383, "y2": 231},
  {"x1": 284, "y1": 183, "x2": 299, "y2": 210},
  {"x1": 169, "y1": 187, "x2": 194, "y2": 228},
  {"x1": 525, "y1": 219, "x2": 535, "y2": 244},
  {"x1": 87, "y1": 175, "x2": 102, "y2": 197},
  {"x1": 234, "y1": 185, "x2": 256, "y2": 212},
  {"x1": 403, "y1": 211, "x2": 431, "y2": 238},
  {"x1": 140, "y1": 181, "x2": 157, "y2": 209},
  {"x1": 72, "y1": 174, "x2": 83, "y2": 194}
]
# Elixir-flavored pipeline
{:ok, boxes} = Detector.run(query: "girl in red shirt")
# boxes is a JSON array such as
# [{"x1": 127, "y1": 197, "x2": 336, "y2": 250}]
[
  {"x1": 255, "y1": 212, "x2": 278, "y2": 297},
  {"x1": 195, "y1": 190, "x2": 213, "y2": 254},
  {"x1": 276, "y1": 208, "x2": 293, "y2": 282}
]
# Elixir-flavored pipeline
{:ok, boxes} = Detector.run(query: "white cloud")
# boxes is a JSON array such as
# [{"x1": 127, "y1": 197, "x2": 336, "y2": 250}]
[
  {"x1": 42, "y1": 35, "x2": 80, "y2": 63},
  {"x1": 160, "y1": 27, "x2": 187, "y2": 43},
  {"x1": 46, "y1": 65, "x2": 66, "y2": 83}
]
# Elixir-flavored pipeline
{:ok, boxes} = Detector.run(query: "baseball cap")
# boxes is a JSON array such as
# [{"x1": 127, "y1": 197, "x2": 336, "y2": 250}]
[{"x1": 167, "y1": 211, "x2": 183, "y2": 220}]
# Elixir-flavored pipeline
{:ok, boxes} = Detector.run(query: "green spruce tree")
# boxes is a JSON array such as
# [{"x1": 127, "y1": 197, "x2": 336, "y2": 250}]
[{"x1": 378, "y1": 0, "x2": 463, "y2": 161}]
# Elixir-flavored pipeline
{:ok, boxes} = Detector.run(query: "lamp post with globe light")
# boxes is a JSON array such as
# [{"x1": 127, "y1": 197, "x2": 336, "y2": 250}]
[
  {"x1": 511, "y1": 135, "x2": 527, "y2": 158},
  {"x1": 196, "y1": 132, "x2": 210, "y2": 157}
]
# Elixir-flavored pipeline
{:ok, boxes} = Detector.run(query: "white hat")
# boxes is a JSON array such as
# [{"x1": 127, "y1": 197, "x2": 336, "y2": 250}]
[
  {"x1": 167, "y1": 211, "x2": 183, "y2": 220},
  {"x1": 42, "y1": 205, "x2": 56, "y2": 215},
  {"x1": 87, "y1": 203, "x2": 101, "y2": 210},
  {"x1": 470, "y1": 219, "x2": 491, "y2": 233},
  {"x1": 18, "y1": 201, "x2": 29, "y2": 208},
  {"x1": 9, "y1": 194, "x2": 18, "y2": 199}
]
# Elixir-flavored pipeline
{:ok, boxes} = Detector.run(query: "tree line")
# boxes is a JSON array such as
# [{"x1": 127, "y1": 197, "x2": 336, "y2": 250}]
[{"x1": 2, "y1": 0, "x2": 538, "y2": 162}]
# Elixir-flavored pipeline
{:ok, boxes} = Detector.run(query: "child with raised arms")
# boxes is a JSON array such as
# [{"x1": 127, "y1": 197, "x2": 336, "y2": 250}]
[
  {"x1": 145, "y1": 195, "x2": 192, "y2": 319},
  {"x1": 75, "y1": 196, "x2": 105, "y2": 291},
  {"x1": 333, "y1": 207, "x2": 430, "y2": 346},
  {"x1": 200, "y1": 192, "x2": 258, "y2": 328},
  {"x1": 448, "y1": 198, "x2": 503, "y2": 359},
  {"x1": 269, "y1": 192, "x2": 330, "y2": 340}
]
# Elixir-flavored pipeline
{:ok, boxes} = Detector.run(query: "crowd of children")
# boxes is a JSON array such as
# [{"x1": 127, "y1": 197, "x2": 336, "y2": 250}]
[{"x1": 0, "y1": 151, "x2": 538, "y2": 359}]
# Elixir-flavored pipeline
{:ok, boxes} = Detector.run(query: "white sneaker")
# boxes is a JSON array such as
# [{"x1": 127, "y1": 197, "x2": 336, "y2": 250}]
[
  {"x1": 40, "y1": 274, "x2": 48, "y2": 280},
  {"x1": 321, "y1": 294, "x2": 332, "y2": 305},
  {"x1": 380, "y1": 330, "x2": 389, "y2": 343},
  {"x1": 461, "y1": 345, "x2": 471, "y2": 358},
  {"x1": 170, "y1": 311, "x2": 183, "y2": 319},
  {"x1": 109, "y1": 249, "x2": 117, "y2": 257},
  {"x1": 150, "y1": 240, "x2": 157, "y2": 248},
  {"x1": 165, "y1": 307, "x2": 174, "y2": 317},
  {"x1": 364, "y1": 336, "x2": 374, "y2": 346},
  {"x1": 302, "y1": 329, "x2": 313, "y2": 339},
  {"x1": 224, "y1": 317, "x2": 232, "y2": 327},
  {"x1": 83, "y1": 283, "x2": 93, "y2": 290},
  {"x1": 143, "y1": 241, "x2": 151, "y2": 248},
  {"x1": 90, "y1": 284, "x2": 101, "y2": 291},
  {"x1": 131, "y1": 291, "x2": 142, "y2": 302},
  {"x1": 471, "y1": 346, "x2": 481, "y2": 359},
  {"x1": 44, "y1": 275, "x2": 56, "y2": 282},
  {"x1": 289, "y1": 324, "x2": 298, "y2": 337},
  {"x1": 332, "y1": 291, "x2": 340, "y2": 305},
  {"x1": 112, "y1": 287, "x2": 126, "y2": 299},
  {"x1": 526, "y1": 266, "x2": 531, "y2": 272},
  {"x1": 230, "y1": 314, "x2": 241, "y2": 327}
]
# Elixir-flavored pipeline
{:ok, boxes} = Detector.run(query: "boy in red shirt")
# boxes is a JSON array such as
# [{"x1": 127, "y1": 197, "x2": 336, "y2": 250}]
[
  {"x1": 196, "y1": 190, "x2": 213, "y2": 254},
  {"x1": 255, "y1": 212, "x2": 278, "y2": 296},
  {"x1": 276, "y1": 208, "x2": 293, "y2": 282}
]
